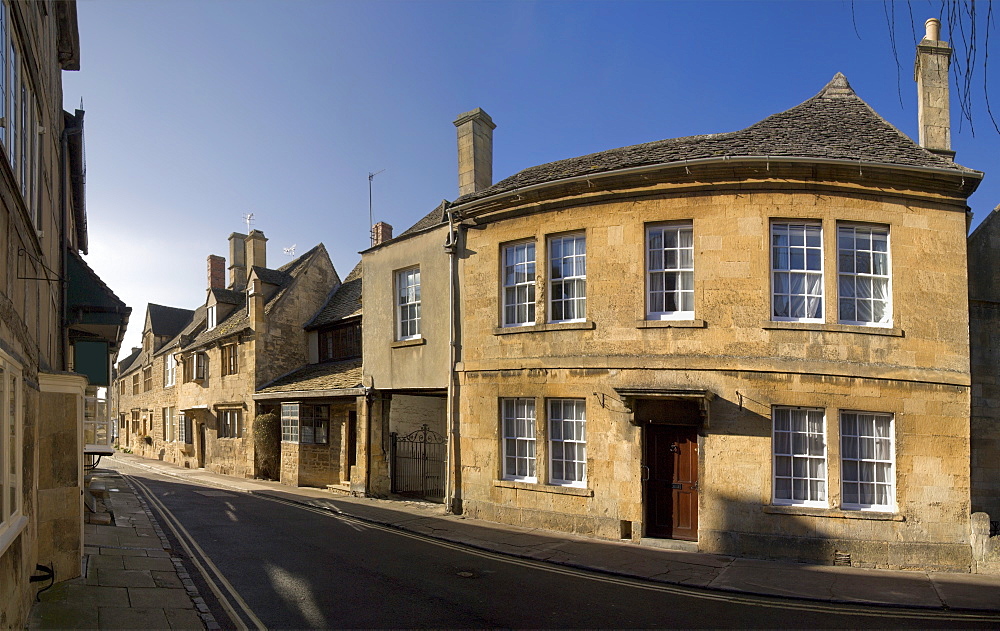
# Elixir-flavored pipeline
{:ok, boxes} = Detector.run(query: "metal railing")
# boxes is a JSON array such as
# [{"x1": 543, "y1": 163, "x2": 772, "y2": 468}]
[{"x1": 389, "y1": 424, "x2": 446, "y2": 502}]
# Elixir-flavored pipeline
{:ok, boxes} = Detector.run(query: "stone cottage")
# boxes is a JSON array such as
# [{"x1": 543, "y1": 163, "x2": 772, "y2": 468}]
[{"x1": 115, "y1": 231, "x2": 339, "y2": 479}]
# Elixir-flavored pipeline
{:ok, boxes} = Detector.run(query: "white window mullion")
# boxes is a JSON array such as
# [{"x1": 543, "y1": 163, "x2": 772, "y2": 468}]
[
  {"x1": 771, "y1": 222, "x2": 823, "y2": 322},
  {"x1": 841, "y1": 411, "x2": 895, "y2": 510},
  {"x1": 773, "y1": 406, "x2": 827, "y2": 506},
  {"x1": 646, "y1": 223, "x2": 694, "y2": 320},
  {"x1": 548, "y1": 234, "x2": 586, "y2": 323},
  {"x1": 396, "y1": 267, "x2": 421, "y2": 340},
  {"x1": 548, "y1": 399, "x2": 586, "y2": 486},
  {"x1": 502, "y1": 242, "x2": 536, "y2": 327},
  {"x1": 838, "y1": 225, "x2": 891, "y2": 326},
  {"x1": 501, "y1": 397, "x2": 536, "y2": 481}
]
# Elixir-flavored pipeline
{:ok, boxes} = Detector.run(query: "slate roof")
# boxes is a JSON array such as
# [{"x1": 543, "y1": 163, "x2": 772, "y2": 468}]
[
  {"x1": 307, "y1": 261, "x2": 362, "y2": 329},
  {"x1": 453, "y1": 73, "x2": 979, "y2": 206},
  {"x1": 396, "y1": 201, "x2": 448, "y2": 240},
  {"x1": 185, "y1": 245, "x2": 325, "y2": 349},
  {"x1": 147, "y1": 304, "x2": 194, "y2": 338},
  {"x1": 209, "y1": 288, "x2": 242, "y2": 305},
  {"x1": 117, "y1": 347, "x2": 141, "y2": 375},
  {"x1": 256, "y1": 358, "x2": 363, "y2": 395}
]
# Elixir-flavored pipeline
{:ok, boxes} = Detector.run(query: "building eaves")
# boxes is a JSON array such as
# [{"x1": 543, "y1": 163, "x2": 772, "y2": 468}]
[{"x1": 452, "y1": 73, "x2": 980, "y2": 207}]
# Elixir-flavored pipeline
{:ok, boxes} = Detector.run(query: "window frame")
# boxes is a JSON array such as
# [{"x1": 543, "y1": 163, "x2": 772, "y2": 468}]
[
  {"x1": 771, "y1": 221, "x2": 824, "y2": 323},
  {"x1": 837, "y1": 224, "x2": 892, "y2": 327},
  {"x1": 548, "y1": 233, "x2": 587, "y2": 324},
  {"x1": 221, "y1": 344, "x2": 239, "y2": 377},
  {"x1": 218, "y1": 409, "x2": 243, "y2": 439},
  {"x1": 143, "y1": 366, "x2": 152, "y2": 392},
  {"x1": 164, "y1": 353, "x2": 176, "y2": 387},
  {"x1": 280, "y1": 403, "x2": 330, "y2": 444},
  {"x1": 840, "y1": 411, "x2": 895, "y2": 511},
  {"x1": 501, "y1": 241, "x2": 537, "y2": 327},
  {"x1": 646, "y1": 223, "x2": 695, "y2": 320},
  {"x1": 501, "y1": 397, "x2": 537, "y2": 482},
  {"x1": 207, "y1": 305, "x2": 217, "y2": 331},
  {"x1": 395, "y1": 266, "x2": 421, "y2": 341},
  {"x1": 547, "y1": 398, "x2": 587, "y2": 487},
  {"x1": 162, "y1": 407, "x2": 176, "y2": 442},
  {"x1": 0, "y1": 352, "x2": 24, "y2": 552},
  {"x1": 772, "y1": 406, "x2": 828, "y2": 508},
  {"x1": 131, "y1": 373, "x2": 139, "y2": 395},
  {"x1": 319, "y1": 323, "x2": 361, "y2": 361}
]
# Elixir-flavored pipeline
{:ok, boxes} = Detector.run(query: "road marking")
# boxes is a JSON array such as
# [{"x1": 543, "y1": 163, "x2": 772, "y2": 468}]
[{"x1": 125, "y1": 473, "x2": 267, "y2": 630}]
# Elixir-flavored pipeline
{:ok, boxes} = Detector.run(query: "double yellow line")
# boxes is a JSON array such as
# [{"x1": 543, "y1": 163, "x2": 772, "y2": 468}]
[{"x1": 124, "y1": 472, "x2": 267, "y2": 630}]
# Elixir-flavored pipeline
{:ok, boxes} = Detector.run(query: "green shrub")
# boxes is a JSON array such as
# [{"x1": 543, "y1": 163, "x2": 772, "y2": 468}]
[{"x1": 253, "y1": 412, "x2": 280, "y2": 480}]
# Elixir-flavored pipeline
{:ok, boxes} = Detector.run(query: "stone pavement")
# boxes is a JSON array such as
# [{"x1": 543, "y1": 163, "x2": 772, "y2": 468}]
[
  {"x1": 31, "y1": 452, "x2": 1000, "y2": 628},
  {"x1": 28, "y1": 467, "x2": 216, "y2": 630}
]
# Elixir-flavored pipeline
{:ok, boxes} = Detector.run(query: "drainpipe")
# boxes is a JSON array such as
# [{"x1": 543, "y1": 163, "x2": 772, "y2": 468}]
[{"x1": 444, "y1": 204, "x2": 459, "y2": 513}]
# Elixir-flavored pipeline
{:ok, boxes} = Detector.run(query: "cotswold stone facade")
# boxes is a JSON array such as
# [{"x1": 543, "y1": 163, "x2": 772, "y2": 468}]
[
  {"x1": 0, "y1": 1, "x2": 129, "y2": 625},
  {"x1": 116, "y1": 232, "x2": 339, "y2": 482}
]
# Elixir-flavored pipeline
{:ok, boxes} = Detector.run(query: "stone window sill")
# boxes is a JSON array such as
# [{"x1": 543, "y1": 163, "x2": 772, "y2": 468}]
[
  {"x1": 637, "y1": 319, "x2": 706, "y2": 329},
  {"x1": 763, "y1": 505, "x2": 904, "y2": 521},
  {"x1": 493, "y1": 321, "x2": 596, "y2": 336},
  {"x1": 0, "y1": 515, "x2": 27, "y2": 557},
  {"x1": 763, "y1": 322, "x2": 904, "y2": 337},
  {"x1": 391, "y1": 337, "x2": 426, "y2": 349},
  {"x1": 494, "y1": 479, "x2": 594, "y2": 497}
]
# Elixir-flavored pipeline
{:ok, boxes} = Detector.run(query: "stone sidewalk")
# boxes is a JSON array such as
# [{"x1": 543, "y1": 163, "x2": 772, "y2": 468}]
[{"x1": 28, "y1": 467, "x2": 215, "y2": 630}]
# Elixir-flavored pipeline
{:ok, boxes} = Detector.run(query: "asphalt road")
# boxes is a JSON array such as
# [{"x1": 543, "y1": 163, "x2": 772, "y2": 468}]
[{"x1": 110, "y1": 461, "x2": 996, "y2": 629}]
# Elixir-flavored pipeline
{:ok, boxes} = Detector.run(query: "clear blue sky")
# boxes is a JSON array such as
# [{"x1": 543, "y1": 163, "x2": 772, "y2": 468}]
[{"x1": 62, "y1": 0, "x2": 1000, "y2": 359}]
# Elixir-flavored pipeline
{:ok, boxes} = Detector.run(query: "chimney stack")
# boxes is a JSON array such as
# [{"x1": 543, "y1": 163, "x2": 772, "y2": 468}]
[
  {"x1": 207, "y1": 255, "x2": 225, "y2": 291},
  {"x1": 248, "y1": 277, "x2": 266, "y2": 333},
  {"x1": 228, "y1": 232, "x2": 247, "y2": 290},
  {"x1": 371, "y1": 221, "x2": 393, "y2": 246},
  {"x1": 245, "y1": 230, "x2": 267, "y2": 271},
  {"x1": 915, "y1": 17, "x2": 954, "y2": 159},
  {"x1": 453, "y1": 108, "x2": 495, "y2": 196}
]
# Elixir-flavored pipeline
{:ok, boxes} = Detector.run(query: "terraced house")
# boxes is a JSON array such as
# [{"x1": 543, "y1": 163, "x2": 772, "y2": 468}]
[
  {"x1": 116, "y1": 231, "x2": 339, "y2": 479},
  {"x1": 0, "y1": 1, "x2": 129, "y2": 625},
  {"x1": 367, "y1": 20, "x2": 995, "y2": 572}
]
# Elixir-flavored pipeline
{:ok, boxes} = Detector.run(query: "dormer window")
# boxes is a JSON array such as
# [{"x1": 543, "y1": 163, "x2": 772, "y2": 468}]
[{"x1": 207, "y1": 305, "x2": 217, "y2": 330}]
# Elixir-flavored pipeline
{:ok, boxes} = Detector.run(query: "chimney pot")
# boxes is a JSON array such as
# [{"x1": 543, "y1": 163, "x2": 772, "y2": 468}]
[
  {"x1": 925, "y1": 17, "x2": 941, "y2": 42},
  {"x1": 454, "y1": 108, "x2": 495, "y2": 197}
]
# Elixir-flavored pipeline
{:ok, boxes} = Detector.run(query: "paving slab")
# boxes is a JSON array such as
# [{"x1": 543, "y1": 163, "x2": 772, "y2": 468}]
[
  {"x1": 29, "y1": 600, "x2": 100, "y2": 629},
  {"x1": 96, "y1": 568, "x2": 157, "y2": 588},
  {"x1": 98, "y1": 606, "x2": 170, "y2": 630},
  {"x1": 97, "y1": 546, "x2": 147, "y2": 557},
  {"x1": 128, "y1": 586, "x2": 196, "y2": 609},
  {"x1": 929, "y1": 572, "x2": 1000, "y2": 610},
  {"x1": 165, "y1": 607, "x2": 207, "y2": 630},
  {"x1": 152, "y1": 570, "x2": 184, "y2": 588},
  {"x1": 123, "y1": 555, "x2": 175, "y2": 572}
]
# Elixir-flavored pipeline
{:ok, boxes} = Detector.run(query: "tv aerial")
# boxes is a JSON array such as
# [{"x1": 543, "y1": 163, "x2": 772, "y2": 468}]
[
  {"x1": 242, "y1": 212, "x2": 255, "y2": 233},
  {"x1": 283, "y1": 244, "x2": 297, "y2": 257}
]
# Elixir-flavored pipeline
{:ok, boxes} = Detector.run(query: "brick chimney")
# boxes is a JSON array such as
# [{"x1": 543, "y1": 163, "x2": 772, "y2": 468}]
[
  {"x1": 453, "y1": 108, "x2": 495, "y2": 196},
  {"x1": 915, "y1": 18, "x2": 954, "y2": 159},
  {"x1": 245, "y1": 230, "x2": 267, "y2": 271},
  {"x1": 207, "y1": 255, "x2": 225, "y2": 290},
  {"x1": 371, "y1": 221, "x2": 393, "y2": 246},
  {"x1": 228, "y1": 232, "x2": 247, "y2": 290}
]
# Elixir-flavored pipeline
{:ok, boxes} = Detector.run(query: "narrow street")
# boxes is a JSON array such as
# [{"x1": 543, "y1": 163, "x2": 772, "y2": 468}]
[{"x1": 109, "y1": 460, "x2": 995, "y2": 630}]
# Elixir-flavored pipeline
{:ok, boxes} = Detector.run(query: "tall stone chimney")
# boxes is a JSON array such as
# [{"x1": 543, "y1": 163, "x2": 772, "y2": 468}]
[
  {"x1": 228, "y1": 232, "x2": 247, "y2": 290},
  {"x1": 207, "y1": 255, "x2": 225, "y2": 291},
  {"x1": 453, "y1": 108, "x2": 495, "y2": 196},
  {"x1": 371, "y1": 221, "x2": 393, "y2": 246},
  {"x1": 915, "y1": 17, "x2": 954, "y2": 158},
  {"x1": 248, "y1": 277, "x2": 266, "y2": 333},
  {"x1": 245, "y1": 230, "x2": 267, "y2": 271}
]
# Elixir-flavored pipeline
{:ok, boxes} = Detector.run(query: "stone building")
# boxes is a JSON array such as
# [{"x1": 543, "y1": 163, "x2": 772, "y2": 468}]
[
  {"x1": 115, "y1": 231, "x2": 339, "y2": 479},
  {"x1": 367, "y1": 20, "x2": 989, "y2": 571},
  {"x1": 0, "y1": 1, "x2": 129, "y2": 625}
]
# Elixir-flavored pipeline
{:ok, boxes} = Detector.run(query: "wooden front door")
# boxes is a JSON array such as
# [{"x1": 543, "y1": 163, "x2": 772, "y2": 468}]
[{"x1": 644, "y1": 424, "x2": 698, "y2": 540}]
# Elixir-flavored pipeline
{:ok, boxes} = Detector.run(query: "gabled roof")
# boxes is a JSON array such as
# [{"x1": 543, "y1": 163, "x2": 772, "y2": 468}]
[
  {"x1": 251, "y1": 266, "x2": 291, "y2": 287},
  {"x1": 185, "y1": 244, "x2": 326, "y2": 349},
  {"x1": 307, "y1": 261, "x2": 361, "y2": 329},
  {"x1": 117, "y1": 347, "x2": 141, "y2": 375},
  {"x1": 453, "y1": 73, "x2": 980, "y2": 206},
  {"x1": 209, "y1": 288, "x2": 243, "y2": 305},
  {"x1": 256, "y1": 358, "x2": 363, "y2": 396},
  {"x1": 147, "y1": 304, "x2": 195, "y2": 338}
]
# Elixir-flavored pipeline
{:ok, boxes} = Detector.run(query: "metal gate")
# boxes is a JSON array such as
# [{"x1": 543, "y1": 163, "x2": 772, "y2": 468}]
[{"x1": 390, "y1": 424, "x2": 446, "y2": 502}]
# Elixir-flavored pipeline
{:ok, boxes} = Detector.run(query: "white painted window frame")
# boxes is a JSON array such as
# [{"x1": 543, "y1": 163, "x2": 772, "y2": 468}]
[
  {"x1": 502, "y1": 241, "x2": 536, "y2": 327},
  {"x1": 771, "y1": 222, "x2": 824, "y2": 322},
  {"x1": 0, "y1": 350, "x2": 24, "y2": 556},
  {"x1": 501, "y1": 397, "x2": 537, "y2": 482},
  {"x1": 207, "y1": 305, "x2": 217, "y2": 331},
  {"x1": 548, "y1": 233, "x2": 586, "y2": 323},
  {"x1": 395, "y1": 266, "x2": 421, "y2": 341},
  {"x1": 840, "y1": 411, "x2": 895, "y2": 511},
  {"x1": 548, "y1": 398, "x2": 586, "y2": 487},
  {"x1": 837, "y1": 224, "x2": 892, "y2": 327},
  {"x1": 646, "y1": 223, "x2": 695, "y2": 320},
  {"x1": 772, "y1": 406, "x2": 828, "y2": 507},
  {"x1": 164, "y1": 353, "x2": 176, "y2": 387}
]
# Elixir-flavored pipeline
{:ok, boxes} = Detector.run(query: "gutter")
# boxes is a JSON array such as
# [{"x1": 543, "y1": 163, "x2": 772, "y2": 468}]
[
  {"x1": 448, "y1": 155, "x2": 984, "y2": 218},
  {"x1": 252, "y1": 387, "x2": 366, "y2": 401},
  {"x1": 444, "y1": 205, "x2": 459, "y2": 513}
]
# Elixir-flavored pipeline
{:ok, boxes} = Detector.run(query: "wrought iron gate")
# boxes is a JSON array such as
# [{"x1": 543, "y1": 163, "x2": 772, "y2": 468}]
[{"x1": 390, "y1": 424, "x2": 445, "y2": 502}]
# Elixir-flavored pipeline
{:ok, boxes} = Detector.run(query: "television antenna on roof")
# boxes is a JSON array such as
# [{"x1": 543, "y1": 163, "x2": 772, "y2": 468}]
[
  {"x1": 242, "y1": 213, "x2": 255, "y2": 233},
  {"x1": 283, "y1": 244, "x2": 296, "y2": 257},
  {"x1": 368, "y1": 169, "x2": 385, "y2": 247}
]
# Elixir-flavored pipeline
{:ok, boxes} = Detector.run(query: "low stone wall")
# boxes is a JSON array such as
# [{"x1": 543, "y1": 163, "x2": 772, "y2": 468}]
[{"x1": 972, "y1": 512, "x2": 1000, "y2": 574}]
